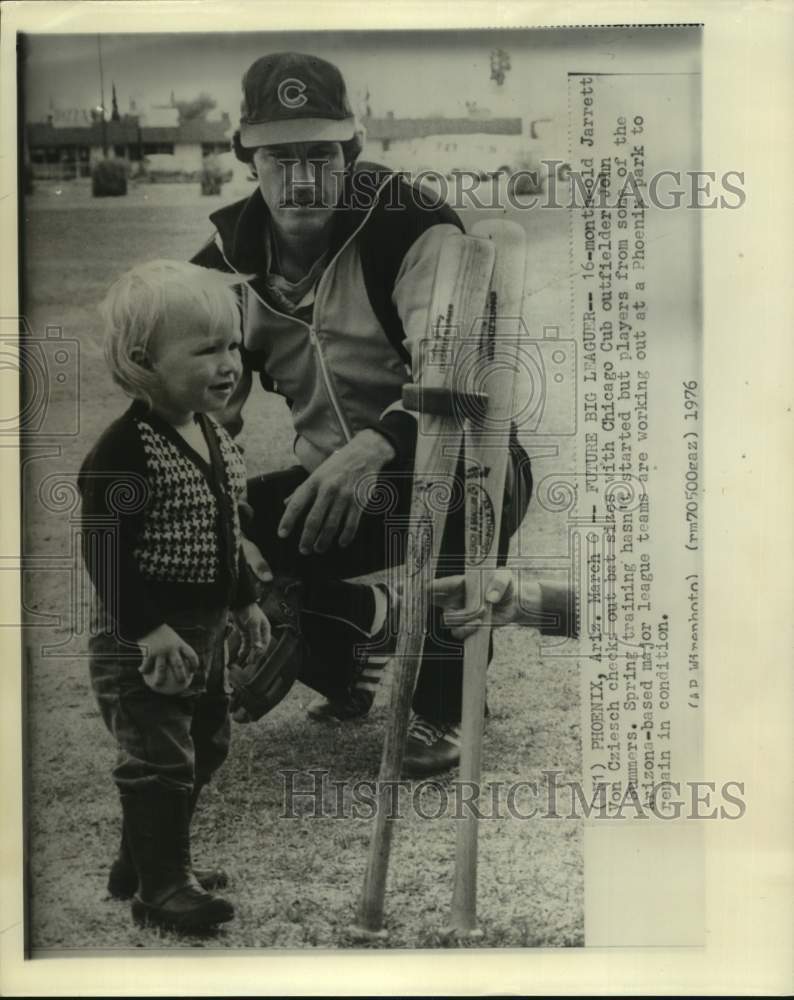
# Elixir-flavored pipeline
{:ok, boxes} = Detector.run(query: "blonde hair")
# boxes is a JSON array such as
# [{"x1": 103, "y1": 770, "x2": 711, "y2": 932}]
[{"x1": 100, "y1": 259, "x2": 245, "y2": 407}]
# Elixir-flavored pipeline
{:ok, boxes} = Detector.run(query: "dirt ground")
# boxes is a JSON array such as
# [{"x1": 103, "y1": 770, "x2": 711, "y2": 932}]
[{"x1": 21, "y1": 177, "x2": 583, "y2": 951}]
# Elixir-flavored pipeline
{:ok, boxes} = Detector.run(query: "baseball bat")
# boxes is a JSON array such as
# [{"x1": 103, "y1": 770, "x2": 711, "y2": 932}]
[
  {"x1": 449, "y1": 219, "x2": 528, "y2": 937},
  {"x1": 350, "y1": 232, "x2": 496, "y2": 939}
]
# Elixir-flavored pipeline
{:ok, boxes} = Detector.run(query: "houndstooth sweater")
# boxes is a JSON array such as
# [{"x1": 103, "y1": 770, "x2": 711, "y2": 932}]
[{"x1": 79, "y1": 400, "x2": 256, "y2": 640}]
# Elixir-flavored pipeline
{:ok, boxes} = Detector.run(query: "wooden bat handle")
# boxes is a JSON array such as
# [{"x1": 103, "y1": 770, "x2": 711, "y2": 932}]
[{"x1": 449, "y1": 595, "x2": 492, "y2": 936}]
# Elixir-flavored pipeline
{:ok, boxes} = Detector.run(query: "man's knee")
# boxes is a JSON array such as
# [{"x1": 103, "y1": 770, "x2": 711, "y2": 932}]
[
  {"x1": 245, "y1": 467, "x2": 308, "y2": 530},
  {"x1": 243, "y1": 466, "x2": 310, "y2": 570}
]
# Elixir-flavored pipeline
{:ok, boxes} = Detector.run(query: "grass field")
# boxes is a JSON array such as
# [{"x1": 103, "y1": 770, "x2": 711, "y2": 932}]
[{"x1": 21, "y1": 176, "x2": 583, "y2": 951}]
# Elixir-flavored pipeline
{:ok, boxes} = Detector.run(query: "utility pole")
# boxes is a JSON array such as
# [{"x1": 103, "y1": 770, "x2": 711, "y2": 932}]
[{"x1": 97, "y1": 35, "x2": 108, "y2": 156}]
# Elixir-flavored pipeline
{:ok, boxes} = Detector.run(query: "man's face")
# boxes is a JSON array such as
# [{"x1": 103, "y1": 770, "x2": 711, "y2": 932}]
[{"x1": 253, "y1": 140, "x2": 346, "y2": 241}]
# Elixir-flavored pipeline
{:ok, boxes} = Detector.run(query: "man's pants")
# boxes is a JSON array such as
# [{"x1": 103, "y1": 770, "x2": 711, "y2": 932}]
[
  {"x1": 89, "y1": 607, "x2": 230, "y2": 792},
  {"x1": 245, "y1": 433, "x2": 532, "y2": 724}
]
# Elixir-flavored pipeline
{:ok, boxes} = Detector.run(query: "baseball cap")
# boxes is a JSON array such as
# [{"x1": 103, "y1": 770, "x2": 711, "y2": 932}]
[{"x1": 239, "y1": 52, "x2": 356, "y2": 148}]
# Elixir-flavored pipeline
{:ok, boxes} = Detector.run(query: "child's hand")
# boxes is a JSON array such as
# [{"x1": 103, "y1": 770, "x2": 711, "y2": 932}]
[
  {"x1": 232, "y1": 602, "x2": 271, "y2": 665},
  {"x1": 137, "y1": 623, "x2": 199, "y2": 695}
]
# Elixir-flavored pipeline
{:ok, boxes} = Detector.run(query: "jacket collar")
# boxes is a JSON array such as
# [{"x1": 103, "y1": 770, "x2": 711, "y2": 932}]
[{"x1": 207, "y1": 161, "x2": 396, "y2": 275}]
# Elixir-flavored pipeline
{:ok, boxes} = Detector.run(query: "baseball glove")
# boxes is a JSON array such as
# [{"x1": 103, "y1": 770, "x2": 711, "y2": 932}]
[{"x1": 227, "y1": 576, "x2": 305, "y2": 722}]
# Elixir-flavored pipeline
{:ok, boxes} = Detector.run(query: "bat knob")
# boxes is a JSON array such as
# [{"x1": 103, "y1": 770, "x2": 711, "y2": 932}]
[
  {"x1": 445, "y1": 925, "x2": 485, "y2": 942},
  {"x1": 347, "y1": 923, "x2": 390, "y2": 942}
]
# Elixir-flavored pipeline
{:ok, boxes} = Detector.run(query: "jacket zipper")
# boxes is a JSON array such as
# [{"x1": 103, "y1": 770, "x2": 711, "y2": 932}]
[
  {"x1": 306, "y1": 324, "x2": 351, "y2": 441},
  {"x1": 219, "y1": 240, "x2": 352, "y2": 444},
  {"x1": 214, "y1": 174, "x2": 393, "y2": 448}
]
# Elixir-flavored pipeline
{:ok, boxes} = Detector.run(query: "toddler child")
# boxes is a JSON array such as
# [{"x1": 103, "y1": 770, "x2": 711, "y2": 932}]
[{"x1": 79, "y1": 260, "x2": 269, "y2": 933}]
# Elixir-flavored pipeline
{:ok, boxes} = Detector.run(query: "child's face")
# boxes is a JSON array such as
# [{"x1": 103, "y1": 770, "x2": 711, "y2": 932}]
[{"x1": 148, "y1": 306, "x2": 242, "y2": 422}]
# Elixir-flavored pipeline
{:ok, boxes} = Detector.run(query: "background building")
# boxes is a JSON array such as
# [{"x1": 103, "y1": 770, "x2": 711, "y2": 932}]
[
  {"x1": 360, "y1": 111, "x2": 527, "y2": 176},
  {"x1": 26, "y1": 110, "x2": 232, "y2": 181}
]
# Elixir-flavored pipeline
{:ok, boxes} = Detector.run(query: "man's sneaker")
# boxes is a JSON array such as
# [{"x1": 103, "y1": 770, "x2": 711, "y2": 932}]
[
  {"x1": 306, "y1": 652, "x2": 390, "y2": 721},
  {"x1": 305, "y1": 583, "x2": 397, "y2": 723},
  {"x1": 402, "y1": 714, "x2": 462, "y2": 777}
]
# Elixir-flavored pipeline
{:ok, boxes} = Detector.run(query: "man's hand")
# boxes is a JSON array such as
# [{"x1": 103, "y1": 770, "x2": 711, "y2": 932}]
[
  {"x1": 138, "y1": 623, "x2": 199, "y2": 695},
  {"x1": 278, "y1": 429, "x2": 395, "y2": 554},
  {"x1": 430, "y1": 569, "x2": 518, "y2": 639},
  {"x1": 232, "y1": 602, "x2": 272, "y2": 664}
]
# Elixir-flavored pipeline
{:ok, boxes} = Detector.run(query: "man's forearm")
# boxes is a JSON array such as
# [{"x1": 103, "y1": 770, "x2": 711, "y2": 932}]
[{"x1": 352, "y1": 427, "x2": 397, "y2": 467}]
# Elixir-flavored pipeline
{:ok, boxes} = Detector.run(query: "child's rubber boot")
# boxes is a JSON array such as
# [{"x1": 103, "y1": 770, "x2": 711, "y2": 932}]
[
  {"x1": 120, "y1": 785, "x2": 234, "y2": 933},
  {"x1": 108, "y1": 784, "x2": 227, "y2": 899}
]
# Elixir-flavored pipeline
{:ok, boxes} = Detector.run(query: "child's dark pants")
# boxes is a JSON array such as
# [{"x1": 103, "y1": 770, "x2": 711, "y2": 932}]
[{"x1": 89, "y1": 607, "x2": 230, "y2": 793}]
